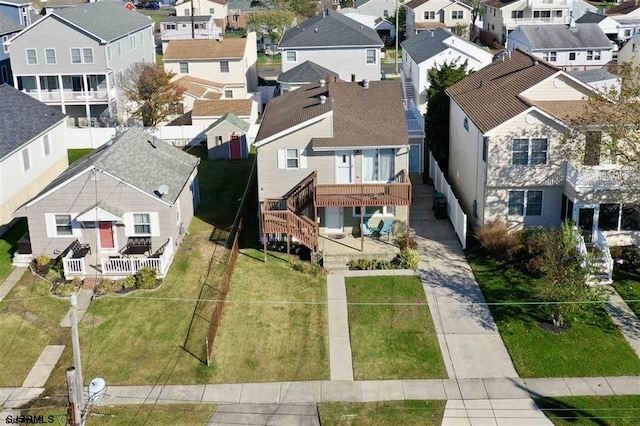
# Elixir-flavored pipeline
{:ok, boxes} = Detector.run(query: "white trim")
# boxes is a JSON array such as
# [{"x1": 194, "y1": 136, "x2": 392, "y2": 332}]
[
  {"x1": 76, "y1": 206, "x2": 122, "y2": 222},
  {"x1": 285, "y1": 148, "x2": 300, "y2": 170},
  {"x1": 334, "y1": 150, "x2": 354, "y2": 183},
  {"x1": 284, "y1": 51, "x2": 297, "y2": 63},
  {"x1": 507, "y1": 189, "x2": 544, "y2": 217},
  {"x1": 70, "y1": 47, "x2": 94, "y2": 64},
  {"x1": 25, "y1": 48, "x2": 37, "y2": 65},
  {"x1": 26, "y1": 166, "x2": 95, "y2": 207},
  {"x1": 254, "y1": 111, "x2": 333, "y2": 147},
  {"x1": 129, "y1": 212, "x2": 153, "y2": 237},
  {"x1": 313, "y1": 143, "x2": 410, "y2": 152},
  {"x1": 352, "y1": 205, "x2": 396, "y2": 218},
  {"x1": 44, "y1": 48, "x2": 57, "y2": 64},
  {"x1": 510, "y1": 136, "x2": 549, "y2": 166},
  {"x1": 365, "y1": 48, "x2": 377, "y2": 65}
]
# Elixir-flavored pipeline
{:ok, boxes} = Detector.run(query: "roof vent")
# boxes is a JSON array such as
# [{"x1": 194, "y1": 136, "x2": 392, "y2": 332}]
[
  {"x1": 533, "y1": 58, "x2": 539, "y2": 66},
  {"x1": 362, "y1": 79, "x2": 370, "y2": 89},
  {"x1": 156, "y1": 184, "x2": 169, "y2": 197},
  {"x1": 314, "y1": 27, "x2": 318, "y2": 32},
  {"x1": 319, "y1": 95, "x2": 327, "y2": 104},
  {"x1": 319, "y1": 79, "x2": 326, "y2": 87}
]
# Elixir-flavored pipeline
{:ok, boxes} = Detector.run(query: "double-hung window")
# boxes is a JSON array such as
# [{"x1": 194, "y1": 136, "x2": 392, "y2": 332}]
[
  {"x1": 71, "y1": 48, "x2": 82, "y2": 64},
  {"x1": 286, "y1": 51, "x2": 297, "y2": 63},
  {"x1": 286, "y1": 148, "x2": 299, "y2": 169},
  {"x1": 55, "y1": 215, "x2": 73, "y2": 236},
  {"x1": 366, "y1": 49, "x2": 377, "y2": 64},
  {"x1": 224, "y1": 89, "x2": 233, "y2": 98},
  {"x1": 586, "y1": 50, "x2": 601, "y2": 61},
  {"x1": 130, "y1": 34, "x2": 136, "y2": 49},
  {"x1": 542, "y1": 51, "x2": 557, "y2": 62},
  {"x1": 2, "y1": 35, "x2": 8, "y2": 53},
  {"x1": 511, "y1": 10, "x2": 523, "y2": 18},
  {"x1": 220, "y1": 60, "x2": 229, "y2": 73},
  {"x1": 511, "y1": 138, "x2": 548, "y2": 165},
  {"x1": 43, "y1": 134, "x2": 50, "y2": 156},
  {"x1": 452, "y1": 10, "x2": 464, "y2": 19},
  {"x1": 26, "y1": 48, "x2": 37, "y2": 65},
  {"x1": 45, "y1": 48, "x2": 56, "y2": 64},
  {"x1": 83, "y1": 48, "x2": 93, "y2": 63},
  {"x1": 179, "y1": 62, "x2": 189, "y2": 73},
  {"x1": 133, "y1": 213, "x2": 151, "y2": 235},
  {"x1": 363, "y1": 149, "x2": 395, "y2": 182},
  {"x1": 22, "y1": 148, "x2": 30, "y2": 171},
  {"x1": 424, "y1": 11, "x2": 435, "y2": 19},
  {"x1": 508, "y1": 190, "x2": 543, "y2": 216}
]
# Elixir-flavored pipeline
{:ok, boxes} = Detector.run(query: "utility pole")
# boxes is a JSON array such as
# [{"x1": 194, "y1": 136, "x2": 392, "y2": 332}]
[
  {"x1": 191, "y1": 4, "x2": 195, "y2": 39},
  {"x1": 395, "y1": 0, "x2": 399, "y2": 75},
  {"x1": 67, "y1": 293, "x2": 85, "y2": 426},
  {"x1": 66, "y1": 368, "x2": 81, "y2": 426}
]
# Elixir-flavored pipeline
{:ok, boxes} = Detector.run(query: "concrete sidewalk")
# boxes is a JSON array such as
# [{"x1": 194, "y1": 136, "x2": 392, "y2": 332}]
[
  {"x1": 411, "y1": 181, "x2": 518, "y2": 380},
  {"x1": 21, "y1": 345, "x2": 65, "y2": 388},
  {"x1": 443, "y1": 398, "x2": 552, "y2": 426},
  {"x1": 60, "y1": 288, "x2": 93, "y2": 327},
  {"x1": 0, "y1": 267, "x2": 26, "y2": 301},
  {"x1": 208, "y1": 404, "x2": 320, "y2": 426},
  {"x1": 326, "y1": 275, "x2": 354, "y2": 381},
  {"x1": 605, "y1": 289, "x2": 640, "y2": 359}
]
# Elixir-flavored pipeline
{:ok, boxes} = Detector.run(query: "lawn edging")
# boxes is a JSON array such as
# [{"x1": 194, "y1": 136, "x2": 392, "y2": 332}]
[{"x1": 342, "y1": 269, "x2": 418, "y2": 277}]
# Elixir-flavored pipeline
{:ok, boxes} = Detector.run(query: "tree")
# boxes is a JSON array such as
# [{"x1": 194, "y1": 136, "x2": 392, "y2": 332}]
[
  {"x1": 389, "y1": 5, "x2": 406, "y2": 40},
  {"x1": 425, "y1": 62, "x2": 468, "y2": 172},
  {"x1": 119, "y1": 63, "x2": 184, "y2": 127},
  {"x1": 248, "y1": 10, "x2": 295, "y2": 44},
  {"x1": 463, "y1": 0, "x2": 483, "y2": 37}
]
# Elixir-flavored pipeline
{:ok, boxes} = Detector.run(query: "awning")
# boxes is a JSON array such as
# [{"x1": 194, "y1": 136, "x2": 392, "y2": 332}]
[{"x1": 76, "y1": 201, "x2": 124, "y2": 222}]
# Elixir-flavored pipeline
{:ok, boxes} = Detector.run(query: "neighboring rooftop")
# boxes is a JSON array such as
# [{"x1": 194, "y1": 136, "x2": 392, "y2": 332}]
[
  {"x1": 164, "y1": 38, "x2": 246, "y2": 60},
  {"x1": 354, "y1": 0, "x2": 371, "y2": 7},
  {"x1": 514, "y1": 23, "x2": 611, "y2": 50},
  {"x1": 342, "y1": 12, "x2": 394, "y2": 30},
  {"x1": 607, "y1": 1, "x2": 640, "y2": 15},
  {"x1": 278, "y1": 8, "x2": 383, "y2": 48},
  {"x1": 277, "y1": 60, "x2": 339, "y2": 83},
  {"x1": 401, "y1": 28, "x2": 457, "y2": 63},
  {"x1": 174, "y1": 75, "x2": 225, "y2": 98},
  {"x1": 256, "y1": 80, "x2": 407, "y2": 148},
  {"x1": 29, "y1": 127, "x2": 200, "y2": 205},
  {"x1": 0, "y1": 0, "x2": 32, "y2": 5},
  {"x1": 445, "y1": 49, "x2": 559, "y2": 133},
  {"x1": 0, "y1": 11, "x2": 23, "y2": 35},
  {"x1": 227, "y1": 0, "x2": 272, "y2": 12},
  {"x1": 179, "y1": 0, "x2": 227, "y2": 6},
  {"x1": 570, "y1": 68, "x2": 620, "y2": 83},
  {"x1": 576, "y1": 11, "x2": 608, "y2": 24},
  {"x1": 33, "y1": 0, "x2": 87, "y2": 9},
  {"x1": 192, "y1": 99, "x2": 253, "y2": 117},
  {"x1": 161, "y1": 15, "x2": 212, "y2": 23},
  {"x1": 53, "y1": 0, "x2": 152, "y2": 42},
  {"x1": 0, "y1": 84, "x2": 65, "y2": 161},
  {"x1": 206, "y1": 112, "x2": 250, "y2": 132},
  {"x1": 482, "y1": 0, "x2": 519, "y2": 9}
]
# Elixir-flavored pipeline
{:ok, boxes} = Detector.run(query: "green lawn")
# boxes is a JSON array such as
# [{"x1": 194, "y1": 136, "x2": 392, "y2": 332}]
[
  {"x1": 613, "y1": 269, "x2": 640, "y2": 317},
  {"x1": 258, "y1": 53, "x2": 281, "y2": 65},
  {"x1": 0, "y1": 218, "x2": 27, "y2": 284},
  {"x1": 67, "y1": 148, "x2": 93, "y2": 164},
  {"x1": 345, "y1": 276, "x2": 446, "y2": 380},
  {"x1": 469, "y1": 255, "x2": 640, "y2": 377},
  {"x1": 535, "y1": 395, "x2": 640, "y2": 425},
  {"x1": 318, "y1": 401, "x2": 446, "y2": 426},
  {"x1": 0, "y1": 273, "x2": 68, "y2": 386}
]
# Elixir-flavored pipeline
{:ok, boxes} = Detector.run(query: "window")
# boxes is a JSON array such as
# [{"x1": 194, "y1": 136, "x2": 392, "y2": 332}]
[
  {"x1": 451, "y1": 10, "x2": 464, "y2": 19},
  {"x1": 2, "y1": 35, "x2": 8, "y2": 53},
  {"x1": 215, "y1": 135, "x2": 223, "y2": 146},
  {"x1": 107, "y1": 45, "x2": 111, "y2": 62},
  {"x1": 625, "y1": 29, "x2": 632, "y2": 37},
  {"x1": 491, "y1": 24, "x2": 495, "y2": 30},
  {"x1": 463, "y1": 117, "x2": 469, "y2": 131},
  {"x1": 353, "y1": 206, "x2": 396, "y2": 217},
  {"x1": 43, "y1": 134, "x2": 50, "y2": 156},
  {"x1": 533, "y1": 10, "x2": 551, "y2": 18},
  {"x1": 55, "y1": 215, "x2": 73, "y2": 236},
  {"x1": 185, "y1": 8, "x2": 190, "y2": 15},
  {"x1": 75, "y1": 48, "x2": 94, "y2": 64},
  {"x1": 363, "y1": 149, "x2": 395, "y2": 182},
  {"x1": 286, "y1": 51, "x2": 297, "y2": 62},
  {"x1": 542, "y1": 51, "x2": 557, "y2": 62},
  {"x1": 508, "y1": 190, "x2": 543, "y2": 216},
  {"x1": 165, "y1": 23, "x2": 176, "y2": 30},
  {"x1": 621, "y1": 205, "x2": 640, "y2": 231},
  {"x1": 139, "y1": 31, "x2": 143, "y2": 45},
  {"x1": 511, "y1": 10, "x2": 523, "y2": 18},
  {"x1": 179, "y1": 62, "x2": 189, "y2": 73},
  {"x1": 511, "y1": 138, "x2": 529, "y2": 165},
  {"x1": 118, "y1": 41, "x2": 122, "y2": 57},
  {"x1": 554, "y1": 10, "x2": 562, "y2": 17},
  {"x1": 220, "y1": 60, "x2": 229, "y2": 73},
  {"x1": 366, "y1": 49, "x2": 377, "y2": 64},
  {"x1": 482, "y1": 137, "x2": 488, "y2": 162},
  {"x1": 424, "y1": 11, "x2": 435, "y2": 19},
  {"x1": 130, "y1": 34, "x2": 136, "y2": 49},
  {"x1": 286, "y1": 148, "x2": 299, "y2": 169},
  {"x1": 26, "y1": 48, "x2": 37, "y2": 65},
  {"x1": 569, "y1": 52, "x2": 576, "y2": 60},
  {"x1": 133, "y1": 213, "x2": 151, "y2": 235},
  {"x1": 176, "y1": 203, "x2": 181, "y2": 224},
  {"x1": 600, "y1": 204, "x2": 621, "y2": 231},
  {"x1": 71, "y1": 48, "x2": 82, "y2": 63},
  {"x1": 1, "y1": 66, "x2": 7, "y2": 83},
  {"x1": 224, "y1": 89, "x2": 233, "y2": 98},
  {"x1": 44, "y1": 48, "x2": 56, "y2": 64},
  {"x1": 587, "y1": 50, "x2": 601, "y2": 61},
  {"x1": 21, "y1": 148, "x2": 30, "y2": 171},
  {"x1": 383, "y1": 9, "x2": 389, "y2": 17},
  {"x1": 511, "y1": 138, "x2": 548, "y2": 165},
  {"x1": 209, "y1": 7, "x2": 214, "y2": 13}
]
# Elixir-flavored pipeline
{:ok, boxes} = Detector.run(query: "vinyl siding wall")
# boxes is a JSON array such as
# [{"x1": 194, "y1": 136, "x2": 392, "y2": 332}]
[
  {"x1": 280, "y1": 47, "x2": 382, "y2": 82},
  {"x1": 206, "y1": 122, "x2": 247, "y2": 159}
]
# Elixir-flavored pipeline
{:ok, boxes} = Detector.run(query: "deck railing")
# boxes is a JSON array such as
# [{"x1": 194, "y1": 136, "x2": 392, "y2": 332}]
[
  {"x1": 315, "y1": 170, "x2": 412, "y2": 207},
  {"x1": 284, "y1": 172, "x2": 316, "y2": 213},
  {"x1": 63, "y1": 250, "x2": 86, "y2": 276},
  {"x1": 101, "y1": 238, "x2": 173, "y2": 277},
  {"x1": 593, "y1": 229, "x2": 614, "y2": 281}
]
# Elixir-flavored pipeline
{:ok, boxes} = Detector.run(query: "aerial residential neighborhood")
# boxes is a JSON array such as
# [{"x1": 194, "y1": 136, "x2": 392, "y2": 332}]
[{"x1": 1, "y1": 0, "x2": 640, "y2": 425}]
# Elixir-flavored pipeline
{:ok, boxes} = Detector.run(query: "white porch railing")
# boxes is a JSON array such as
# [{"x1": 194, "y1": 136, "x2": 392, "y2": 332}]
[
  {"x1": 100, "y1": 238, "x2": 174, "y2": 277},
  {"x1": 565, "y1": 162, "x2": 639, "y2": 191},
  {"x1": 63, "y1": 250, "x2": 86, "y2": 276},
  {"x1": 593, "y1": 229, "x2": 614, "y2": 281},
  {"x1": 428, "y1": 149, "x2": 468, "y2": 249},
  {"x1": 575, "y1": 226, "x2": 588, "y2": 268}
]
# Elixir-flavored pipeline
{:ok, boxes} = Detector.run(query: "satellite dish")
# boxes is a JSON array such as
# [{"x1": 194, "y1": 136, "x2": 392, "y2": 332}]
[
  {"x1": 157, "y1": 184, "x2": 169, "y2": 197},
  {"x1": 88, "y1": 378, "x2": 106, "y2": 404}
]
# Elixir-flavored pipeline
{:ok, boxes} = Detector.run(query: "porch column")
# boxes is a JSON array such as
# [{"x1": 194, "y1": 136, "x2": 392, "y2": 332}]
[
  {"x1": 58, "y1": 75, "x2": 66, "y2": 114},
  {"x1": 105, "y1": 72, "x2": 114, "y2": 124},
  {"x1": 35, "y1": 75, "x2": 42, "y2": 101},
  {"x1": 12, "y1": 74, "x2": 18, "y2": 89},
  {"x1": 360, "y1": 205, "x2": 364, "y2": 252}
]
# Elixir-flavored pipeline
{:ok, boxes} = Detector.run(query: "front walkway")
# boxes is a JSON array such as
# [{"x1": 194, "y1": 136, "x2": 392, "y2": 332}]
[
  {"x1": 326, "y1": 275, "x2": 354, "y2": 381},
  {"x1": 411, "y1": 180, "x2": 518, "y2": 379},
  {"x1": 605, "y1": 288, "x2": 640, "y2": 358},
  {"x1": 0, "y1": 267, "x2": 26, "y2": 301}
]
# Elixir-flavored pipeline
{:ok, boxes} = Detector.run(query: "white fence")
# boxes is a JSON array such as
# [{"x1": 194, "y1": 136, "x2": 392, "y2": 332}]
[
  {"x1": 428, "y1": 150, "x2": 468, "y2": 249},
  {"x1": 62, "y1": 250, "x2": 86, "y2": 276},
  {"x1": 64, "y1": 125, "x2": 208, "y2": 150},
  {"x1": 65, "y1": 127, "x2": 118, "y2": 149}
]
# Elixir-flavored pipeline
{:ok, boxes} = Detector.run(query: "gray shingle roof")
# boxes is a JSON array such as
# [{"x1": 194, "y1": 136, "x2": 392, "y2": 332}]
[
  {"x1": 278, "y1": 8, "x2": 383, "y2": 48},
  {"x1": 0, "y1": 0, "x2": 31, "y2": 5},
  {"x1": 576, "y1": 12, "x2": 607, "y2": 24},
  {"x1": 227, "y1": 0, "x2": 272, "y2": 12},
  {"x1": 0, "y1": 11, "x2": 23, "y2": 35},
  {"x1": 31, "y1": 128, "x2": 200, "y2": 205},
  {"x1": 277, "y1": 60, "x2": 339, "y2": 83},
  {"x1": 570, "y1": 68, "x2": 619, "y2": 83},
  {"x1": 0, "y1": 84, "x2": 65, "y2": 161},
  {"x1": 206, "y1": 112, "x2": 250, "y2": 132},
  {"x1": 516, "y1": 24, "x2": 611, "y2": 50},
  {"x1": 54, "y1": 0, "x2": 153, "y2": 42},
  {"x1": 401, "y1": 28, "x2": 452, "y2": 64}
]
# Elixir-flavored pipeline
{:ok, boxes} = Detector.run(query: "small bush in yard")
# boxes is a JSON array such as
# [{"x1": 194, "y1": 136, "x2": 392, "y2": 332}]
[
  {"x1": 44, "y1": 269, "x2": 62, "y2": 283},
  {"x1": 621, "y1": 246, "x2": 640, "y2": 272},
  {"x1": 393, "y1": 248, "x2": 420, "y2": 270},
  {"x1": 135, "y1": 267, "x2": 158, "y2": 289},
  {"x1": 348, "y1": 258, "x2": 375, "y2": 270},
  {"x1": 70, "y1": 277, "x2": 83, "y2": 288},
  {"x1": 54, "y1": 282, "x2": 77, "y2": 297},
  {"x1": 475, "y1": 220, "x2": 522, "y2": 261},
  {"x1": 35, "y1": 255, "x2": 52, "y2": 270},
  {"x1": 290, "y1": 260, "x2": 325, "y2": 276},
  {"x1": 396, "y1": 234, "x2": 418, "y2": 250},
  {"x1": 119, "y1": 275, "x2": 136, "y2": 290},
  {"x1": 377, "y1": 259, "x2": 393, "y2": 270},
  {"x1": 95, "y1": 279, "x2": 119, "y2": 295}
]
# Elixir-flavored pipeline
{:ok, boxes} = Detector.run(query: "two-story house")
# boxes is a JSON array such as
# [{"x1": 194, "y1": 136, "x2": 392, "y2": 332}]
[
  {"x1": 606, "y1": 1, "x2": 640, "y2": 41},
  {"x1": 278, "y1": 9, "x2": 384, "y2": 82},
  {"x1": 400, "y1": 28, "x2": 493, "y2": 112},
  {"x1": 256, "y1": 79, "x2": 425, "y2": 264},
  {"x1": 159, "y1": 15, "x2": 224, "y2": 53},
  {"x1": 405, "y1": 0, "x2": 472, "y2": 39},
  {"x1": 482, "y1": 0, "x2": 596, "y2": 44},
  {"x1": 0, "y1": 0, "x2": 37, "y2": 28},
  {"x1": 576, "y1": 12, "x2": 623, "y2": 42},
  {"x1": 0, "y1": 84, "x2": 67, "y2": 235},
  {"x1": 446, "y1": 49, "x2": 639, "y2": 260},
  {"x1": 0, "y1": 12, "x2": 22, "y2": 84},
  {"x1": 7, "y1": 0, "x2": 155, "y2": 127},
  {"x1": 163, "y1": 33, "x2": 257, "y2": 101},
  {"x1": 507, "y1": 23, "x2": 614, "y2": 71},
  {"x1": 175, "y1": 0, "x2": 227, "y2": 20},
  {"x1": 352, "y1": 0, "x2": 397, "y2": 19}
]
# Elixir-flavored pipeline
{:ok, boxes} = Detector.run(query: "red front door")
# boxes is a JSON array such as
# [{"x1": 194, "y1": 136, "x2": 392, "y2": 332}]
[
  {"x1": 229, "y1": 135, "x2": 242, "y2": 160},
  {"x1": 98, "y1": 221, "x2": 115, "y2": 249}
]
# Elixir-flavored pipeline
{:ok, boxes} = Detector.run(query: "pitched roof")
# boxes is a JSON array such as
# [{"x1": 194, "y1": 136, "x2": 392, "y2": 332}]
[
  {"x1": 0, "y1": 0, "x2": 31, "y2": 5},
  {"x1": 278, "y1": 8, "x2": 383, "y2": 48},
  {"x1": 570, "y1": 68, "x2": 619, "y2": 83},
  {"x1": 53, "y1": 0, "x2": 152, "y2": 42},
  {"x1": 30, "y1": 127, "x2": 200, "y2": 205},
  {"x1": 164, "y1": 38, "x2": 246, "y2": 60},
  {"x1": 354, "y1": 0, "x2": 371, "y2": 7},
  {"x1": 607, "y1": 1, "x2": 640, "y2": 15},
  {"x1": 256, "y1": 80, "x2": 408, "y2": 147},
  {"x1": 0, "y1": 84, "x2": 65, "y2": 161},
  {"x1": 192, "y1": 99, "x2": 253, "y2": 117},
  {"x1": 277, "y1": 60, "x2": 339, "y2": 83},
  {"x1": 179, "y1": 0, "x2": 227, "y2": 6},
  {"x1": 227, "y1": 0, "x2": 272, "y2": 12},
  {"x1": 576, "y1": 11, "x2": 608, "y2": 24},
  {"x1": 206, "y1": 112, "x2": 250, "y2": 132},
  {"x1": 173, "y1": 75, "x2": 226, "y2": 99},
  {"x1": 445, "y1": 49, "x2": 558, "y2": 133},
  {"x1": 514, "y1": 24, "x2": 611, "y2": 50},
  {"x1": 0, "y1": 11, "x2": 22, "y2": 35},
  {"x1": 482, "y1": 0, "x2": 520, "y2": 9},
  {"x1": 401, "y1": 28, "x2": 452, "y2": 63}
]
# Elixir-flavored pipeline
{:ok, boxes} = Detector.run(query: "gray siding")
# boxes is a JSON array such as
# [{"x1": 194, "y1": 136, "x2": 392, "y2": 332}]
[
  {"x1": 280, "y1": 47, "x2": 382, "y2": 82},
  {"x1": 106, "y1": 27, "x2": 155, "y2": 75}
]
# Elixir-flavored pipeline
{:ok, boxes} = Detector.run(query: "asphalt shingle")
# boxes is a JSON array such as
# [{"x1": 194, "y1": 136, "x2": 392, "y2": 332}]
[
  {"x1": 277, "y1": 60, "x2": 339, "y2": 83},
  {"x1": 401, "y1": 28, "x2": 452, "y2": 64},
  {"x1": 0, "y1": 11, "x2": 23, "y2": 35},
  {"x1": 515, "y1": 23, "x2": 611, "y2": 50},
  {"x1": 575, "y1": 12, "x2": 608, "y2": 24}
]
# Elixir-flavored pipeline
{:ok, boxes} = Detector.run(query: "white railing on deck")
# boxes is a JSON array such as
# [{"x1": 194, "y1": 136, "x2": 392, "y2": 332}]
[
  {"x1": 565, "y1": 161, "x2": 638, "y2": 191},
  {"x1": 63, "y1": 250, "x2": 85, "y2": 276},
  {"x1": 574, "y1": 226, "x2": 588, "y2": 268},
  {"x1": 100, "y1": 238, "x2": 174, "y2": 277},
  {"x1": 428, "y1": 149, "x2": 468, "y2": 249},
  {"x1": 593, "y1": 229, "x2": 614, "y2": 281},
  {"x1": 158, "y1": 238, "x2": 175, "y2": 275}
]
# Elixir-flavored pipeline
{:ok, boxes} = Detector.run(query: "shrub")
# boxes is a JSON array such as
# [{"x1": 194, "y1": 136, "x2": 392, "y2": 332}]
[
  {"x1": 475, "y1": 220, "x2": 522, "y2": 261},
  {"x1": 289, "y1": 260, "x2": 325, "y2": 276},
  {"x1": 377, "y1": 260, "x2": 393, "y2": 270},
  {"x1": 119, "y1": 275, "x2": 136, "y2": 290},
  {"x1": 520, "y1": 227, "x2": 548, "y2": 275},
  {"x1": 35, "y1": 255, "x2": 52, "y2": 269},
  {"x1": 348, "y1": 258, "x2": 374, "y2": 270},
  {"x1": 95, "y1": 279, "x2": 119, "y2": 295},
  {"x1": 135, "y1": 267, "x2": 158, "y2": 289},
  {"x1": 54, "y1": 282, "x2": 76, "y2": 297},
  {"x1": 621, "y1": 245, "x2": 640, "y2": 272},
  {"x1": 393, "y1": 249, "x2": 420, "y2": 270},
  {"x1": 70, "y1": 277, "x2": 83, "y2": 288},
  {"x1": 44, "y1": 269, "x2": 62, "y2": 283},
  {"x1": 396, "y1": 234, "x2": 418, "y2": 250}
]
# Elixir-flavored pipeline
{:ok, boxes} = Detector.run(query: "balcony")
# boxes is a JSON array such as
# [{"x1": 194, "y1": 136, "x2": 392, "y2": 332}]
[
  {"x1": 24, "y1": 88, "x2": 113, "y2": 103},
  {"x1": 315, "y1": 170, "x2": 412, "y2": 208},
  {"x1": 565, "y1": 162, "x2": 640, "y2": 192},
  {"x1": 403, "y1": 99, "x2": 425, "y2": 138},
  {"x1": 528, "y1": 0, "x2": 568, "y2": 7}
]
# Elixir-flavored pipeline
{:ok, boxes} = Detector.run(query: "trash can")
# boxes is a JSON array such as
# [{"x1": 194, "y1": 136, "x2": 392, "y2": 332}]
[
  {"x1": 432, "y1": 192, "x2": 446, "y2": 211},
  {"x1": 434, "y1": 198, "x2": 448, "y2": 220}
]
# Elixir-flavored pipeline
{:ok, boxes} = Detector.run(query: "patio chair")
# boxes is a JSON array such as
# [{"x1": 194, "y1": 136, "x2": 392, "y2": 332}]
[
  {"x1": 378, "y1": 218, "x2": 394, "y2": 241},
  {"x1": 361, "y1": 222, "x2": 374, "y2": 238}
]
